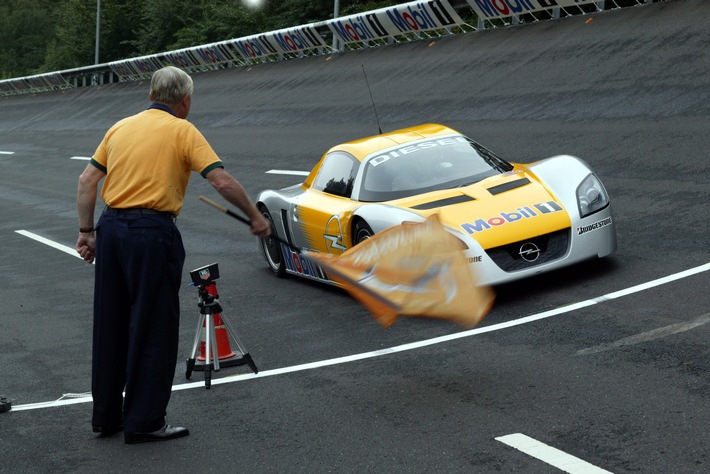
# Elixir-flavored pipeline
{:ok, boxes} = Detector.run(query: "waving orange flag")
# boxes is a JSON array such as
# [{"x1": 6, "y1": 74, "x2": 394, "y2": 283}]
[{"x1": 307, "y1": 214, "x2": 494, "y2": 328}]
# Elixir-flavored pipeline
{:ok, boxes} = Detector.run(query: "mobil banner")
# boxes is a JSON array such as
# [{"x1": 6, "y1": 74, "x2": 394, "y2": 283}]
[
  {"x1": 327, "y1": 0, "x2": 465, "y2": 45},
  {"x1": 229, "y1": 25, "x2": 325, "y2": 59},
  {"x1": 187, "y1": 43, "x2": 239, "y2": 66},
  {"x1": 465, "y1": 0, "x2": 601, "y2": 19},
  {"x1": 109, "y1": 55, "x2": 162, "y2": 79},
  {"x1": 164, "y1": 49, "x2": 204, "y2": 69}
]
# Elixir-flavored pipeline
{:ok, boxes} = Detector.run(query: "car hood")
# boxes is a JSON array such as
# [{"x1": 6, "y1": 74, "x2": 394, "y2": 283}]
[{"x1": 392, "y1": 172, "x2": 571, "y2": 249}]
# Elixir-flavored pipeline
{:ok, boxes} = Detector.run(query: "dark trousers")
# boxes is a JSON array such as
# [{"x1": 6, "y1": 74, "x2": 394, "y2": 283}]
[{"x1": 91, "y1": 210, "x2": 185, "y2": 433}]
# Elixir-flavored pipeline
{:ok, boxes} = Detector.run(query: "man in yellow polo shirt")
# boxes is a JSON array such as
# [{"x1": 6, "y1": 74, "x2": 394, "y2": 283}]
[{"x1": 75, "y1": 66, "x2": 270, "y2": 444}]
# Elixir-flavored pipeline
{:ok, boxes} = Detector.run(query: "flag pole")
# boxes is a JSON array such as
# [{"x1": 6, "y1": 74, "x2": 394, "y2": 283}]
[{"x1": 197, "y1": 195, "x2": 298, "y2": 251}]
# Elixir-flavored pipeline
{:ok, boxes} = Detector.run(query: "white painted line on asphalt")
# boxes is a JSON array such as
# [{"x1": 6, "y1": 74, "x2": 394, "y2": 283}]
[
  {"x1": 576, "y1": 312, "x2": 710, "y2": 355},
  {"x1": 0, "y1": 151, "x2": 15, "y2": 155},
  {"x1": 266, "y1": 169, "x2": 309, "y2": 176},
  {"x1": 70, "y1": 156, "x2": 92, "y2": 161},
  {"x1": 8, "y1": 261, "x2": 709, "y2": 412},
  {"x1": 496, "y1": 433, "x2": 613, "y2": 473},
  {"x1": 14, "y1": 230, "x2": 88, "y2": 263}
]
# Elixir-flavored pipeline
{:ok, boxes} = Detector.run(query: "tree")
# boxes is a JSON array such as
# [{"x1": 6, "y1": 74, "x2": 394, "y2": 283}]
[
  {"x1": 42, "y1": 0, "x2": 97, "y2": 71},
  {"x1": 0, "y1": 0, "x2": 59, "y2": 78},
  {"x1": 100, "y1": 0, "x2": 145, "y2": 61}
]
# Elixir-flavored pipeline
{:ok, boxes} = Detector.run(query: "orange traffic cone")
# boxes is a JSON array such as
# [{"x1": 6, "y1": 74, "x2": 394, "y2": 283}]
[{"x1": 197, "y1": 282, "x2": 237, "y2": 362}]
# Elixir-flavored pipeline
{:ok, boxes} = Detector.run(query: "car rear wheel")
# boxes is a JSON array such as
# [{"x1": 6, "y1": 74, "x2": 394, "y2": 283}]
[
  {"x1": 258, "y1": 206, "x2": 286, "y2": 277},
  {"x1": 353, "y1": 220, "x2": 374, "y2": 245}
]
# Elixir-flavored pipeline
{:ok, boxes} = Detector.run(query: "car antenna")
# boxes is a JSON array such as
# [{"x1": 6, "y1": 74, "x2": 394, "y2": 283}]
[{"x1": 361, "y1": 64, "x2": 383, "y2": 135}]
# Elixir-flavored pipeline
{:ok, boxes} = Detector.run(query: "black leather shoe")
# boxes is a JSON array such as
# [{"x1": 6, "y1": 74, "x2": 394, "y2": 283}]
[
  {"x1": 124, "y1": 424, "x2": 189, "y2": 444},
  {"x1": 93, "y1": 424, "x2": 123, "y2": 436}
]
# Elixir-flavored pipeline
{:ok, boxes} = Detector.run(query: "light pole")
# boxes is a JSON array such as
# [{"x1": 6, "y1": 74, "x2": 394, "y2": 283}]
[
  {"x1": 332, "y1": 0, "x2": 340, "y2": 51},
  {"x1": 94, "y1": 0, "x2": 101, "y2": 64}
]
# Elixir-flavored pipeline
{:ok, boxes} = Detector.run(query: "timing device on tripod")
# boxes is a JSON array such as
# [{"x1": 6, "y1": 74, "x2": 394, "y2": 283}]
[{"x1": 185, "y1": 262, "x2": 258, "y2": 389}]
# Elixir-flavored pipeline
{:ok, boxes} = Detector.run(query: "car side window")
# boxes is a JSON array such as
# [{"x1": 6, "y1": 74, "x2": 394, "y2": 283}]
[{"x1": 313, "y1": 152, "x2": 358, "y2": 198}]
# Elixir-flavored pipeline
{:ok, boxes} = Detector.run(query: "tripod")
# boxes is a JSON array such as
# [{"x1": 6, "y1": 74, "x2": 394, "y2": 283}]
[{"x1": 185, "y1": 265, "x2": 258, "y2": 389}]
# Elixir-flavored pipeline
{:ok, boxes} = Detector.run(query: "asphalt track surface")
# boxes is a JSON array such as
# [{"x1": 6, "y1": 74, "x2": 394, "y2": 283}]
[{"x1": 1, "y1": 1, "x2": 709, "y2": 472}]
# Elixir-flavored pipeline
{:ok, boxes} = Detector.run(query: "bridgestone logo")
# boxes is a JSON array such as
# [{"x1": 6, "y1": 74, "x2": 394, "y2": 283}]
[{"x1": 577, "y1": 217, "x2": 613, "y2": 235}]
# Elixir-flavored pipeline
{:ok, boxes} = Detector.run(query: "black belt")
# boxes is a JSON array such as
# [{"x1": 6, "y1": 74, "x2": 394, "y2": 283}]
[{"x1": 104, "y1": 207, "x2": 175, "y2": 220}]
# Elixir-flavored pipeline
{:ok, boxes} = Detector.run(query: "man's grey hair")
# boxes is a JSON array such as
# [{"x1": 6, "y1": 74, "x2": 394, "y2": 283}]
[{"x1": 149, "y1": 66, "x2": 194, "y2": 105}]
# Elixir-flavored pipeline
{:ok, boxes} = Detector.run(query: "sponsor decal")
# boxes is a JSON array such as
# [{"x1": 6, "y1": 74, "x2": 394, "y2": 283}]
[
  {"x1": 369, "y1": 136, "x2": 468, "y2": 167},
  {"x1": 577, "y1": 216, "x2": 613, "y2": 235},
  {"x1": 280, "y1": 243, "x2": 330, "y2": 281},
  {"x1": 460, "y1": 200, "x2": 563, "y2": 235},
  {"x1": 467, "y1": 256, "x2": 483, "y2": 263}
]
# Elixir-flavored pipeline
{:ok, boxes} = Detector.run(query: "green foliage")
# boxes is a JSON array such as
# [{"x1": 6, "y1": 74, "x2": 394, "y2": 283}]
[
  {"x1": 0, "y1": 0, "x2": 399, "y2": 78},
  {"x1": 0, "y1": 0, "x2": 59, "y2": 78},
  {"x1": 43, "y1": 0, "x2": 97, "y2": 71}
]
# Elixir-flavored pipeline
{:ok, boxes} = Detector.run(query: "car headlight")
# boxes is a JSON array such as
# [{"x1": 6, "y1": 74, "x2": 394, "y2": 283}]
[{"x1": 576, "y1": 173, "x2": 609, "y2": 218}]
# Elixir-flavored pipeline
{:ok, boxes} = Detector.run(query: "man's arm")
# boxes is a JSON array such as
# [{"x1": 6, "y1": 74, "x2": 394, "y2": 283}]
[
  {"x1": 76, "y1": 163, "x2": 106, "y2": 263},
  {"x1": 206, "y1": 167, "x2": 271, "y2": 238}
]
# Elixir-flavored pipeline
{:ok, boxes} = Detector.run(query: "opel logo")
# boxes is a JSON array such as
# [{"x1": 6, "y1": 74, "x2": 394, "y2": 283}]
[{"x1": 519, "y1": 242, "x2": 541, "y2": 262}]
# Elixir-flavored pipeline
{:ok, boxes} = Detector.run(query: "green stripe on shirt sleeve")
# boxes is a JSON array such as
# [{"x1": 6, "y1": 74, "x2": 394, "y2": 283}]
[
  {"x1": 200, "y1": 162, "x2": 224, "y2": 178},
  {"x1": 90, "y1": 158, "x2": 107, "y2": 173}
]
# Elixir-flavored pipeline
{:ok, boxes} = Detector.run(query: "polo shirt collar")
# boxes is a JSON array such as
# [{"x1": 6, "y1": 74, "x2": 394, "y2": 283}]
[{"x1": 147, "y1": 103, "x2": 177, "y2": 116}]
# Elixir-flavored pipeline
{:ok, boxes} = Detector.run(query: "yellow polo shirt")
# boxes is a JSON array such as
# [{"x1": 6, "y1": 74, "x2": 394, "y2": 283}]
[{"x1": 91, "y1": 107, "x2": 223, "y2": 215}]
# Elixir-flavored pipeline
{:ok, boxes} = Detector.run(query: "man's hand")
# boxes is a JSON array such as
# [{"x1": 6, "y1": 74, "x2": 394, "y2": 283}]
[
  {"x1": 76, "y1": 162, "x2": 104, "y2": 264},
  {"x1": 249, "y1": 213, "x2": 271, "y2": 238},
  {"x1": 76, "y1": 233, "x2": 96, "y2": 263}
]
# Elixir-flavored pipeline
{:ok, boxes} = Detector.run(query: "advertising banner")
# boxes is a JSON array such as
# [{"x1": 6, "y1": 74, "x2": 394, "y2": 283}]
[
  {"x1": 327, "y1": 0, "x2": 465, "y2": 45},
  {"x1": 228, "y1": 24, "x2": 326, "y2": 59},
  {"x1": 108, "y1": 60, "x2": 142, "y2": 79},
  {"x1": 123, "y1": 55, "x2": 163, "y2": 75},
  {"x1": 164, "y1": 49, "x2": 203, "y2": 69},
  {"x1": 465, "y1": 0, "x2": 600, "y2": 19},
  {"x1": 25, "y1": 73, "x2": 70, "y2": 90},
  {"x1": 187, "y1": 42, "x2": 239, "y2": 66}
]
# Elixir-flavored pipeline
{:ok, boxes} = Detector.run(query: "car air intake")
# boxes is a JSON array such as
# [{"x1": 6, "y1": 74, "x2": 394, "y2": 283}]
[
  {"x1": 410, "y1": 195, "x2": 476, "y2": 210},
  {"x1": 487, "y1": 177, "x2": 531, "y2": 195}
]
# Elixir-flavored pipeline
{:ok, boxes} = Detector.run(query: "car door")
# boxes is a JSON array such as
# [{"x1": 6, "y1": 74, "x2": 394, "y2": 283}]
[{"x1": 290, "y1": 151, "x2": 359, "y2": 254}]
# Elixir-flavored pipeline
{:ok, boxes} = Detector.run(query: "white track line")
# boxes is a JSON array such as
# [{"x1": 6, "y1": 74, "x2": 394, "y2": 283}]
[
  {"x1": 15, "y1": 230, "x2": 86, "y2": 262},
  {"x1": 496, "y1": 433, "x2": 613, "y2": 473},
  {"x1": 266, "y1": 169, "x2": 309, "y2": 176},
  {"x1": 0, "y1": 150, "x2": 16, "y2": 155},
  {"x1": 10, "y1": 230, "x2": 710, "y2": 412},
  {"x1": 70, "y1": 156, "x2": 91, "y2": 161},
  {"x1": 576, "y1": 312, "x2": 710, "y2": 355}
]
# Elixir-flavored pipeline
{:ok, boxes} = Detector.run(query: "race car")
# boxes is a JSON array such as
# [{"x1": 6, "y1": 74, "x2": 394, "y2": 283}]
[{"x1": 256, "y1": 123, "x2": 616, "y2": 286}]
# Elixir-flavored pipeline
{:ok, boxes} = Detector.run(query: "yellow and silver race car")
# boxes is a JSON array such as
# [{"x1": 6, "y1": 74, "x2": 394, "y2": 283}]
[{"x1": 256, "y1": 124, "x2": 616, "y2": 286}]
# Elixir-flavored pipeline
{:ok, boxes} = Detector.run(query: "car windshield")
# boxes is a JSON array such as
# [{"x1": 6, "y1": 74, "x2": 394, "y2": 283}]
[{"x1": 359, "y1": 135, "x2": 512, "y2": 202}]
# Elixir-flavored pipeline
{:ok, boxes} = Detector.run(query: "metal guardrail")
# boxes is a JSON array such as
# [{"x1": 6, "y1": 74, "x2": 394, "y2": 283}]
[{"x1": 0, "y1": 0, "x2": 660, "y2": 97}]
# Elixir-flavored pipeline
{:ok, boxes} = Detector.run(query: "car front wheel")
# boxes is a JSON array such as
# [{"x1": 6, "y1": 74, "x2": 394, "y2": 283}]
[
  {"x1": 258, "y1": 206, "x2": 286, "y2": 277},
  {"x1": 353, "y1": 220, "x2": 374, "y2": 245}
]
